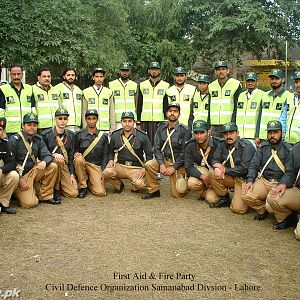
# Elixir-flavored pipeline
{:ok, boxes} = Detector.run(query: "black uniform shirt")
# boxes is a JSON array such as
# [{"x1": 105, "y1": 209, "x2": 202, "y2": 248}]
[
  {"x1": 184, "y1": 136, "x2": 220, "y2": 179},
  {"x1": 42, "y1": 127, "x2": 75, "y2": 175},
  {"x1": 246, "y1": 140, "x2": 291, "y2": 183},
  {"x1": 0, "y1": 138, "x2": 16, "y2": 173},
  {"x1": 279, "y1": 142, "x2": 300, "y2": 188},
  {"x1": 8, "y1": 131, "x2": 53, "y2": 175},
  {"x1": 212, "y1": 137, "x2": 256, "y2": 178},
  {"x1": 154, "y1": 121, "x2": 192, "y2": 170},
  {"x1": 74, "y1": 128, "x2": 108, "y2": 169},
  {"x1": 109, "y1": 128, "x2": 153, "y2": 167}
]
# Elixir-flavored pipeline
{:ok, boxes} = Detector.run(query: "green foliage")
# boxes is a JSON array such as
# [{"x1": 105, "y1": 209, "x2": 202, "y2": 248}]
[{"x1": 0, "y1": 0, "x2": 299, "y2": 81}]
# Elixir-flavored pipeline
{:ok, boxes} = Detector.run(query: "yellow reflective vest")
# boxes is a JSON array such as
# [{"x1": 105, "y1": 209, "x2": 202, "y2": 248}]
[
  {"x1": 209, "y1": 78, "x2": 241, "y2": 125},
  {"x1": 139, "y1": 79, "x2": 169, "y2": 121},
  {"x1": 166, "y1": 83, "x2": 196, "y2": 126},
  {"x1": 258, "y1": 89, "x2": 293, "y2": 139},
  {"x1": 193, "y1": 92, "x2": 210, "y2": 122},
  {"x1": 236, "y1": 89, "x2": 264, "y2": 139},
  {"x1": 0, "y1": 83, "x2": 33, "y2": 133},
  {"x1": 285, "y1": 93, "x2": 300, "y2": 144},
  {"x1": 32, "y1": 84, "x2": 60, "y2": 129},
  {"x1": 55, "y1": 82, "x2": 83, "y2": 127},
  {"x1": 109, "y1": 79, "x2": 137, "y2": 121},
  {"x1": 82, "y1": 86, "x2": 113, "y2": 130}
]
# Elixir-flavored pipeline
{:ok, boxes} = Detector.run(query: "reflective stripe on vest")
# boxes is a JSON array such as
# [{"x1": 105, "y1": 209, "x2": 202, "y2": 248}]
[
  {"x1": 109, "y1": 79, "x2": 137, "y2": 121},
  {"x1": 166, "y1": 83, "x2": 196, "y2": 126},
  {"x1": 193, "y1": 92, "x2": 209, "y2": 121},
  {"x1": 32, "y1": 85, "x2": 60, "y2": 129},
  {"x1": 140, "y1": 79, "x2": 169, "y2": 121},
  {"x1": 236, "y1": 89, "x2": 264, "y2": 139},
  {"x1": 55, "y1": 83, "x2": 82, "y2": 127},
  {"x1": 0, "y1": 83, "x2": 33, "y2": 133},
  {"x1": 286, "y1": 94, "x2": 300, "y2": 144},
  {"x1": 83, "y1": 86, "x2": 112, "y2": 130},
  {"x1": 209, "y1": 78, "x2": 241, "y2": 125},
  {"x1": 259, "y1": 89, "x2": 293, "y2": 139}
]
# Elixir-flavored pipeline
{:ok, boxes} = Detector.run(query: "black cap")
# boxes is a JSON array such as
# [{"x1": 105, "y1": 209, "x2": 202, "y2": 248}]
[
  {"x1": 221, "y1": 122, "x2": 238, "y2": 133},
  {"x1": 92, "y1": 68, "x2": 106, "y2": 76},
  {"x1": 121, "y1": 111, "x2": 135, "y2": 120},
  {"x1": 167, "y1": 102, "x2": 181, "y2": 112},
  {"x1": 55, "y1": 108, "x2": 69, "y2": 117},
  {"x1": 192, "y1": 120, "x2": 209, "y2": 132},
  {"x1": 23, "y1": 113, "x2": 39, "y2": 124},
  {"x1": 85, "y1": 109, "x2": 99, "y2": 117},
  {"x1": 266, "y1": 120, "x2": 282, "y2": 131}
]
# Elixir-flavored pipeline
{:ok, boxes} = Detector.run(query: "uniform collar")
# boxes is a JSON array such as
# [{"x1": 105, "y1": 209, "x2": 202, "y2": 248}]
[
  {"x1": 121, "y1": 128, "x2": 136, "y2": 137},
  {"x1": 10, "y1": 82, "x2": 24, "y2": 91},
  {"x1": 83, "y1": 128, "x2": 100, "y2": 137},
  {"x1": 149, "y1": 78, "x2": 161, "y2": 87},
  {"x1": 36, "y1": 82, "x2": 52, "y2": 91},
  {"x1": 268, "y1": 87, "x2": 286, "y2": 97}
]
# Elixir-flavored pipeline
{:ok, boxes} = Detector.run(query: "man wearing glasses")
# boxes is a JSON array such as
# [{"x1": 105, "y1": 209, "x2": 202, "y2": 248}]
[{"x1": 42, "y1": 108, "x2": 78, "y2": 203}]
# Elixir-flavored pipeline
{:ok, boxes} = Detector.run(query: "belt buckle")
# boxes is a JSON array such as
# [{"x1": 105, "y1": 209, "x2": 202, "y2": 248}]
[{"x1": 125, "y1": 161, "x2": 132, "y2": 166}]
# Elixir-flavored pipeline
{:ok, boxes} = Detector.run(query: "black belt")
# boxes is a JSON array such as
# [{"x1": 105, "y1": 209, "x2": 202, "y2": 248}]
[
  {"x1": 264, "y1": 176, "x2": 280, "y2": 182},
  {"x1": 118, "y1": 160, "x2": 142, "y2": 167}
]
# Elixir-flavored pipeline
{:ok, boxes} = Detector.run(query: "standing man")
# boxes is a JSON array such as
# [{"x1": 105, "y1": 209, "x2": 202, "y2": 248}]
[
  {"x1": 236, "y1": 72, "x2": 264, "y2": 141},
  {"x1": 103, "y1": 111, "x2": 152, "y2": 193},
  {"x1": 82, "y1": 68, "x2": 116, "y2": 131},
  {"x1": 242, "y1": 120, "x2": 291, "y2": 220},
  {"x1": 143, "y1": 103, "x2": 192, "y2": 199},
  {"x1": 210, "y1": 122, "x2": 256, "y2": 210},
  {"x1": 0, "y1": 65, "x2": 35, "y2": 135},
  {"x1": 0, "y1": 117, "x2": 19, "y2": 214},
  {"x1": 185, "y1": 120, "x2": 220, "y2": 204},
  {"x1": 55, "y1": 67, "x2": 83, "y2": 131},
  {"x1": 285, "y1": 70, "x2": 300, "y2": 144},
  {"x1": 166, "y1": 67, "x2": 196, "y2": 128},
  {"x1": 109, "y1": 63, "x2": 137, "y2": 128},
  {"x1": 256, "y1": 69, "x2": 293, "y2": 142},
  {"x1": 209, "y1": 61, "x2": 242, "y2": 137},
  {"x1": 32, "y1": 67, "x2": 60, "y2": 132},
  {"x1": 8, "y1": 113, "x2": 58, "y2": 208},
  {"x1": 42, "y1": 108, "x2": 78, "y2": 202},
  {"x1": 192, "y1": 74, "x2": 210, "y2": 123},
  {"x1": 74, "y1": 109, "x2": 108, "y2": 198},
  {"x1": 137, "y1": 62, "x2": 170, "y2": 144},
  {"x1": 267, "y1": 141, "x2": 300, "y2": 234}
]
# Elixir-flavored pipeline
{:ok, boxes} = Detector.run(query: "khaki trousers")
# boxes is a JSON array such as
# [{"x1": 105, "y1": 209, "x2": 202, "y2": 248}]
[
  {"x1": 0, "y1": 171, "x2": 19, "y2": 207},
  {"x1": 103, "y1": 163, "x2": 146, "y2": 191},
  {"x1": 14, "y1": 162, "x2": 58, "y2": 208},
  {"x1": 241, "y1": 177, "x2": 278, "y2": 214},
  {"x1": 144, "y1": 158, "x2": 186, "y2": 198},
  {"x1": 266, "y1": 187, "x2": 300, "y2": 222},
  {"x1": 188, "y1": 174, "x2": 219, "y2": 204},
  {"x1": 55, "y1": 161, "x2": 78, "y2": 198},
  {"x1": 210, "y1": 174, "x2": 246, "y2": 213},
  {"x1": 74, "y1": 156, "x2": 106, "y2": 196},
  {"x1": 295, "y1": 220, "x2": 300, "y2": 240}
]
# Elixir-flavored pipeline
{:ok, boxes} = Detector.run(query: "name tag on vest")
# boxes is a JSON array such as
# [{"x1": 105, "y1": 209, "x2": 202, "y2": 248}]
[
  {"x1": 89, "y1": 98, "x2": 95, "y2": 104},
  {"x1": 52, "y1": 94, "x2": 59, "y2": 100},
  {"x1": 183, "y1": 94, "x2": 190, "y2": 101},
  {"x1": 205, "y1": 103, "x2": 209, "y2": 110},
  {"x1": 263, "y1": 102, "x2": 270, "y2": 109},
  {"x1": 7, "y1": 96, "x2": 15, "y2": 104},
  {"x1": 76, "y1": 94, "x2": 82, "y2": 100},
  {"x1": 143, "y1": 88, "x2": 149, "y2": 95},
  {"x1": 114, "y1": 90, "x2": 120, "y2": 96},
  {"x1": 157, "y1": 89, "x2": 164, "y2": 95},
  {"x1": 212, "y1": 91, "x2": 218, "y2": 97},
  {"x1": 27, "y1": 96, "x2": 31, "y2": 102},
  {"x1": 276, "y1": 103, "x2": 282, "y2": 110},
  {"x1": 129, "y1": 90, "x2": 135, "y2": 96},
  {"x1": 63, "y1": 93, "x2": 69, "y2": 99},
  {"x1": 193, "y1": 102, "x2": 198, "y2": 108},
  {"x1": 250, "y1": 102, "x2": 257, "y2": 109},
  {"x1": 225, "y1": 90, "x2": 231, "y2": 96},
  {"x1": 103, "y1": 98, "x2": 108, "y2": 105}
]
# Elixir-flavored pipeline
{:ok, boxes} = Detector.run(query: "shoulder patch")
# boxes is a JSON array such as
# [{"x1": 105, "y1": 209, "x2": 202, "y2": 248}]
[
  {"x1": 185, "y1": 138, "x2": 195, "y2": 145},
  {"x1": 13, "y1": 135, "x2": 19, "y2": 140}
]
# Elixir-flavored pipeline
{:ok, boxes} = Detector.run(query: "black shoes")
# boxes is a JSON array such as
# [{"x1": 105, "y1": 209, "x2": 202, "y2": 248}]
[
  {"x1": 0, "y1": 204, "x2": 17, "y2": 214},
  {"x1": 273, "y1": 212, "x2": 298, "y2": 230},
  {"x1": 46, "y1": 189, "x2": 61, "y2": 204},
  {"x1": 78, "y1": 188, "x2": 88, "y2": 199},
  {"x1": 114, "y1": 182, "x2": 124, "y2": 194},
  {"x1": 254, "y1": 211, "x2": 269, "y2": 221},
  {"x1": 209, "y1": 194, "x2": 230, "y2": 208},
  {"x1": 142, "y1": 190, "x2": 160, "y2": 199}
]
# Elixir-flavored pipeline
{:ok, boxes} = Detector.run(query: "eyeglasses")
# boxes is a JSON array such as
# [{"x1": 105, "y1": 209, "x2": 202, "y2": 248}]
[{"x1": 57, "y1": 117, "x2": 68, "y2": 120}]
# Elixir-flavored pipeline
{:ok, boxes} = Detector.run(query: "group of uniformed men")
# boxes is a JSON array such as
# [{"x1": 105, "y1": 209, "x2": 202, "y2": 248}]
[{"x1": 0, "y1": 61, "x2": 299, "y2": 241}]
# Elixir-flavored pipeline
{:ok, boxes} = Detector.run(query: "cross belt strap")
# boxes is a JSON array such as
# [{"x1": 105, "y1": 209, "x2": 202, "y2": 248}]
[
  {"x1": 121, "y1": 135, "x2": 144, "y2": 167},
  {"x1": 295, "y1": 168, "x2": 300, "y2": 186},
  {"x1": 19, "y1": 132, "x2": 36, "y2": 164},
  {"x1": 271, "y1": 149, "x2": 285, "y2": 173},
  {"x1": 222, "y1": 147, "x2": 236, "y2": 168},
  {"x1": 114, "y1": 135, "x2": 133, "y2": 163},
  {"x1": 161, "y1": 128, "x2": 176, "y2": 152},
  {"x1": 199, "y1": 146, "x2": 213, "y2": 171},
  {"x1": 55, "y1": 135, "x2": 68, "y2": 164},
  {"x1": 82, "y1": 132, "x2": 103, "y2": 158}
]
